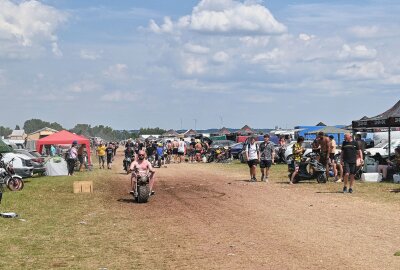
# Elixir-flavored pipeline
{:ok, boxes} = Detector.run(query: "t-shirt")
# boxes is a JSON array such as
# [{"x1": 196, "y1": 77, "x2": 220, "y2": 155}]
[
  {"x1": 156, "y1": 147, "x2": 163, "y2": 156},
  {"x1": 97, "y1": 145, "x2": 106, "y2": 156},
  {"x1": 106, "y1": 147, "x2": 114, "y2": 157},
  {"x1": 178, "y1": 141, "x2": 185, "y2": 153},
  {"x1": 341, "y1": 141, "x2": 359, "y2": 163},
  {"x1": 293, "y1": 143, "x2": 303, "y2": 162},
  {"x1": 260, "y1": 141, "x2": 274, "y2": 161},
  {"x1": 247, "y1": 143, "x2": 258, "y2": 160}
]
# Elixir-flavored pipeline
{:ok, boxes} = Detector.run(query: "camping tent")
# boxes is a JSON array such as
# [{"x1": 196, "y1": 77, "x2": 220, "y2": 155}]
[
  {"x1": 162, "y1": 129, "x2": 179, "y2": 137},
  {"x1": 237, "y1": 125, "x2": 256, "y2": 135},
  {"x1": 352, "y1": 99, "x2": 400, "y2": 155},
  {"x1": 218, "y1": 127, "x2": 231, "y2": 135},
  {"x1": 36, "y1": 130, "x2": 92, "y2": 164}
]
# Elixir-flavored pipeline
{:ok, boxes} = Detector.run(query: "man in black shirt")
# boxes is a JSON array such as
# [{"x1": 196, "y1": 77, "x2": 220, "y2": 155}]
[
  {"x1": 106, "y1": 143, "x2": 114, "y2": 169},
  {"x1": 340, "y1": 133, "x2": 363, "y2": 193}
]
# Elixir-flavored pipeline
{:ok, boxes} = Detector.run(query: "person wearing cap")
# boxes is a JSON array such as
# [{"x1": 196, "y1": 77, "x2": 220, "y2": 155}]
[
  {"x1": 340, "y1": 133, "x2": 362, "y2": 193},
  {"x1": 67, "y1": 141, "x2": 78, "y2": 176}
]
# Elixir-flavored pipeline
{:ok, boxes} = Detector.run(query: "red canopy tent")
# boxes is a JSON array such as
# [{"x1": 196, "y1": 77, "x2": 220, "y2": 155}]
[{"x1": 36, "y1": 130, "x2": 92, "y2": 164}]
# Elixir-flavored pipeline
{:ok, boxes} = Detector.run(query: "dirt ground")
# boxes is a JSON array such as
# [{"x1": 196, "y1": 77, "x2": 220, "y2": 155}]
[{"x1": 104, "y1": 152, "x2": 400, "y2": 269}]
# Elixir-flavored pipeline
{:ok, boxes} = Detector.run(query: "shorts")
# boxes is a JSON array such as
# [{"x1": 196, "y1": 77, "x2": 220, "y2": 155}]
[
  {"x1": 260, "y1": 160, "x2": 272, "y2": 169},
  {"x1": 78, "y1": 154, "x2": 83, "y2": 164},
  {"x1": 99, "y1": 155, "x2": 105, "y2": 163},
  {"x1": 288, "y1": 160, "x2": 299, "y2": 171},
  {"x1": 172, "y1": 148, "x2": 178, "y2": 155},
  {"x1": 343, "y1": 162, "x2": 357, "y2": 175},
  {"x1": 107, "y1": 155, "x2": 112, "y2": 164},
  {"x1": 247, "y1": 159, "x2": 259, "y2": 168},
  {"x1": 329, "y1": 153, "x2": 336, "y2": 162},
  {"x1": 178, "y1": 151, "x2": 184, "y2": 156},
  {"x1": 320, "y1": 152, "x2": 328, "y2": 166}
]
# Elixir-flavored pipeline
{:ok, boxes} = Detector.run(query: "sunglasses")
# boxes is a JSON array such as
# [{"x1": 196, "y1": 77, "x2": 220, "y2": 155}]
[{"x1": 138, "y1": 154, "x2": 145, "y2": 157}]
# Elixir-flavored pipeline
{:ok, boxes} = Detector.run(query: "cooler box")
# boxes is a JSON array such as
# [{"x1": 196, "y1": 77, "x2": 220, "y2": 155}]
[
  {"x1": 361, "y1": 173, "x2": 382, "y2": 182},
  {"x1": 393, "y1": 174, "x2": 400, "y2": 184}
]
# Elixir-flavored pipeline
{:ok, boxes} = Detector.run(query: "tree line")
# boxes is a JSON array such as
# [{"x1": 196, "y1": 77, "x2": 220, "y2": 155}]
[{"x1": 0, "y1": 119, "x2": 166, "y2": 141}]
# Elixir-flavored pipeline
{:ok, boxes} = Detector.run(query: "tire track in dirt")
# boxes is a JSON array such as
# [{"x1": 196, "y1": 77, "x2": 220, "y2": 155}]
[{"x1": 105, "y1": 153, "x2": 400, "y2": 269}]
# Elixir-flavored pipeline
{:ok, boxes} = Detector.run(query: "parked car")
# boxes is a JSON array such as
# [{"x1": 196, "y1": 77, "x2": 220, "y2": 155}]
[
  {"x1": 365, "y1": 139, "x2": 400, "y2": 157},
  {"x1": 14, "y1": 149, "x2": 46, "y2": 175},
  {"x1": 210, "y1": 140, "x2": 236, "y2": 149},
  {"x1": 230, "y1": 143, "x2": 244, "y2": 159},
  {"x1": 1, "y1": 152, "x2": 34, "y2": 178}
]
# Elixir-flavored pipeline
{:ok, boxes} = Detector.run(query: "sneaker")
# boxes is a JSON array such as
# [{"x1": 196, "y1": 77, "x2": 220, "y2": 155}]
[
  {"x1": 348, "y1": 188, "x2": 353, "y2": 194},
  {"x1": 265, "y1": 177, "x2": 269, "y2": 183},
  {"x1": 150, "y1": 190, "x2": 155, "y2": 195},
  {"x1": 343, "y1": 187, "x2": 347, "y2": 193},
  {"x1": 335, "y1": 178, "x2": 342, "y2": 183}
]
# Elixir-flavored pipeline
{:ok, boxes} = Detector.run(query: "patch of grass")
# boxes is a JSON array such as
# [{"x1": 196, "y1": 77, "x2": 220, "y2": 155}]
[{"x1": 394, "y1": 251, "x2": 400, "y2": 256}]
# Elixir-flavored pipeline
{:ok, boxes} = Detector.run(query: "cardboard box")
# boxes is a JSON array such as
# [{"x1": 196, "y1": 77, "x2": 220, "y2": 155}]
[{"x1": 73, "y1": 181, "x2": 93, "y2": 193}]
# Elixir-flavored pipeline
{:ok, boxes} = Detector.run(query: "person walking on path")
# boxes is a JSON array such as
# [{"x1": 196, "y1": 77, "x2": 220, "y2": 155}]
[
  {"x1": 67, "y1": 141, "x2": 78, "y2": 176},
  {"x1": 259, "y1": 134, "x2": 275, "y2": 182},
  {"x1": 97, "y1": 142, "x2": 106, "y2": 169},
  {"x1": 106, "y1": 143, "x2": 114, "y2": 169},
  {"x1": 341, "y1": 133, "x2": 362, "y2": 193},
  {"x1": 245, "y1": 136, "x2": 260, "y2": 182}
]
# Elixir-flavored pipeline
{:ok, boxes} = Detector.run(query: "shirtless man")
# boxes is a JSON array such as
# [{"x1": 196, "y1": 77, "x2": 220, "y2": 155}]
[
  {"x1": 129, "y1": 150, "x2": 155, "y2": 196},
  {"x1": 318, "y1": 132, "x2": 331, "y2": 180},
  {"x1": 172, "y1": 139, "x2": 179, "y2": 163},
  {"x1": 195, "y1": 139, "x2": 203, "y2": 162}
]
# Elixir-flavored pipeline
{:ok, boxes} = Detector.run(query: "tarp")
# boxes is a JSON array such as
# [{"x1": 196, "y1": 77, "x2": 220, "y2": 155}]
[
  {"x1": 0, "y1": 139, "x2": 13, "y2": 153},
  {"x1": 45, "y1": 157, "x2": 68, "y2": 176},
  {"x1": 306, "y1": 126, "x2": 348, "y2": 134},
  {"x1": 36, "y1": 130, "x2": 91, "y2": 164},
  {"x1": 210, "y1": 135, "x2": 227, "y2": 141}
]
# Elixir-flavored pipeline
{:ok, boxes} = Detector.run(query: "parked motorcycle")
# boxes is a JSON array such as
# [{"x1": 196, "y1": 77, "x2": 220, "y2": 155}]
[
  {"x1": 0, "y1": 157, "x2": 24, "y2": 191},
  {"x1": 288, "y1": 152, "x2": 327, "y2": 183}
]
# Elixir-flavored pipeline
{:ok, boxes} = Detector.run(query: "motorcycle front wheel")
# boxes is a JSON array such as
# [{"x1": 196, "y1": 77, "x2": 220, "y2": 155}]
[
  {"x1": 316, "y1": 173, "x2": 327, "y2": 183},
  {"x1": 7, "y1": 177, "x2": 24, "y2": 191},
  {"x1": 137, "y1": 185, "x2": 150, "y2": 203}
]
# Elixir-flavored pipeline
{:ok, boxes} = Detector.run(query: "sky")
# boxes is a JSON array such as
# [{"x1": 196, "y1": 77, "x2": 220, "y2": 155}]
[{"x1": 0, "y1": 0, "x2": 399, "y2": 130}]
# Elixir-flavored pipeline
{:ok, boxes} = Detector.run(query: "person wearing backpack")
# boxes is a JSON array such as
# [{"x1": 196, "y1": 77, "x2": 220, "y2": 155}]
[
  {"x1": 245, "y1": 136, "x2": 260, "y2": 182},
  {"x1": 67, "y1": 141, "x2": 78, "y2": 176}
]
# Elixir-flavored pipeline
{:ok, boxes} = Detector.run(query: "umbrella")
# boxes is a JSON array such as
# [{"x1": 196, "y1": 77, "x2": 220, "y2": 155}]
[{"x1": 0, "y1": 140, "x2": 13, "y2": 153}]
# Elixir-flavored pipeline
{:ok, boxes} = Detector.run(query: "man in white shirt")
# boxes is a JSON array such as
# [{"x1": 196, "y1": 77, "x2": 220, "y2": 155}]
[{"x1": 245, "y1": 137, "x2": 260, "y2": 182}]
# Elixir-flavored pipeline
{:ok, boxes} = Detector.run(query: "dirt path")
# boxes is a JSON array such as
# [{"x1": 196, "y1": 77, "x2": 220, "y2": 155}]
[{"x1": 106, "y1": 152, "x2": 400, "y2": 269}]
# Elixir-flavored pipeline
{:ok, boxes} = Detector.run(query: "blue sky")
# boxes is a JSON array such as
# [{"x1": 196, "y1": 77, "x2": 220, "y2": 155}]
[{"x1": 0, "y1": 0, "x2": 399, "y2": 130}]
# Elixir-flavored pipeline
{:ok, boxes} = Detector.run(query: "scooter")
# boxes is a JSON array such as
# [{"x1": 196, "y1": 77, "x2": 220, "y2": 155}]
[
  {"x1": 288, "y1": 152, "x2": 327, "y2": 183},
  {"x1": 0, "y1": 157, "x2": 24, "y2": 191}
]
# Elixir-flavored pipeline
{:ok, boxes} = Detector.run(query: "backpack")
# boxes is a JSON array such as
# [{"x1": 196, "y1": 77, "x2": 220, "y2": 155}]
[{"x1": 242, "y1": 143, "x2": 259, "y2": 162}]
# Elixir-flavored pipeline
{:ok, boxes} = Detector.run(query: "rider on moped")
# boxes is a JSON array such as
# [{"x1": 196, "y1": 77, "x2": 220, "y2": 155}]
[{"x1": 129, "y1": 150, "x2": 156, "y2": 195}]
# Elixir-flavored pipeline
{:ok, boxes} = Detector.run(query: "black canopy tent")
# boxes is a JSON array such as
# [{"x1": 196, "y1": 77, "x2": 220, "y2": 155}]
[{"x1": 352, "y1": 100, "x2": 400, "y2": 156}]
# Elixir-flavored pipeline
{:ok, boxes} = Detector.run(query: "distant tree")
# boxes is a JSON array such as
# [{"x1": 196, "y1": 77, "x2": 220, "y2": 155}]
[
  {"x1": 15, "y1": 125, "x2": 20, "y2": 130},
  {"x1": 23, "y1": 119, "x2": 63, "y2": 133},
  {"x1": 0, "y1": 126, "x2": 12, "y2": 137},
  {"x1": 139, "y1": 127, "x2": 166, "y2": 135}
]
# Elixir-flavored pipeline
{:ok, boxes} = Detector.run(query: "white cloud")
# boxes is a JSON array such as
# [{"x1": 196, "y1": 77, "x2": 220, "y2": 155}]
[
  {"x1": 338, "y1": 44, "x2": 377, "y2": 60},
  {"x1": 213, "y1": 51, "x2": 229, "y2": 63},
  {"x1": 183, "y1": 43, "x2": 210, "y2": 54},
  {"x1": 348, "y1": 26, "x2": 379, "y2": 38},
  {"x1": 245, "y1": 95, "x2": 275, "y2": 104},
  {"x1": 336, "y1": 61, "x2": 385, "y2": 79},
  {"x1": 103, "y1": 64, "x2": 129, "y2": 80},
  {"x1": 101, "y1": 91, "x2": 137, "y2": 102},
  {"x1": 149, "y1": 0, "x2": 287, "y2": 35},
  {"x1": 183, "y1": 57, "x2": 207, "y2": 75},
  {"x1": 68, "y1": 81, "x2": 102, "y2": 93},
  {"x1": 0, "y1": 0, "x2": 67, "y2": 57},
  {"x1": 250, "y1": 48, "x2": 283, "y2": 63},
  {"x1": 298, "y1": 33, "x2": 315, "y2": 41},
  {"x1": 80, "y1": 49, "x2": 102, "y2": 60}
]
